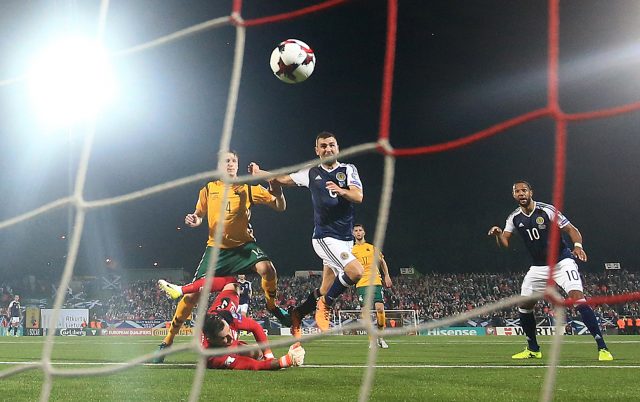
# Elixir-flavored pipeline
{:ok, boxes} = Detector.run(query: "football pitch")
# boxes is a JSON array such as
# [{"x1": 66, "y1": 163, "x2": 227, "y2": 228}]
[{"x1": 1, "y1": 335, "x2": 638, "y2": 401}]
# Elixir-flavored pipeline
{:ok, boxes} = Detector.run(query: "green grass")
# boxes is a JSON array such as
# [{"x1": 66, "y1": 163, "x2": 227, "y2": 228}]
[{"x1": 0, "y1": 335, "x2": 638, "y2": 401}]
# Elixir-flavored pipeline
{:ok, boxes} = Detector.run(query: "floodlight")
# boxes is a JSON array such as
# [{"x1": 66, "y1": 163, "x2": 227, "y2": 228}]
[{"x1": 28, "y1": 37, "x2": 115, "y2": 128}]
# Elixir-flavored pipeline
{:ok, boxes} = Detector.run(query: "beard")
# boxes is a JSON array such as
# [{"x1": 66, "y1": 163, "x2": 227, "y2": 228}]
[{"x1": 520, "y1": 198, "x2": 532, "y2": 207}]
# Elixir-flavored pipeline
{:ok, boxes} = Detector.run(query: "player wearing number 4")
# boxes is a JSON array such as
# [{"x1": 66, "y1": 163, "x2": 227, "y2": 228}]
[
  {"x1": 488, "y1": 180, "x2": 613, "y2": 361},
  {"x1": 153, "y1": 151, "x2": 290, "y2": 363}
]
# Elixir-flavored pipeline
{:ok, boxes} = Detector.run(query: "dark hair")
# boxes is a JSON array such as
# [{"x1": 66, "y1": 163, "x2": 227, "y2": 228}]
[
  {"x1": 203, "y1": 310, "x2": 234, "y2": 339},
  {"x1": 353, "y1": 223, "x2": 364, "y2": 229},
  {"x1": 219, "y1": 150, "x2": 239, "y2": 160},
  {"x1": 316, "y1": 131, "x2": 336, "y2": 143},
  {"x1": 512, "y1": 180, "x2": 533, "y2": 191}
]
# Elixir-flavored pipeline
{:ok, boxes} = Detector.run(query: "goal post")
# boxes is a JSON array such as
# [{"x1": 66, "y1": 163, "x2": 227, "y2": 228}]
[{"x1": 337, "y1": 309, "x2": 419, "y2": 335}]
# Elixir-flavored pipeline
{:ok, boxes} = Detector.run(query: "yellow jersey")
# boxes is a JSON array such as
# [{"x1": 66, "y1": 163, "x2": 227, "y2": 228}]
[
  {"x1": 195, "y1": 181, "x2": 275, "y2": 248},
  {"x1": 353, "y1": 242, "x2": 384, "y2": 287}
]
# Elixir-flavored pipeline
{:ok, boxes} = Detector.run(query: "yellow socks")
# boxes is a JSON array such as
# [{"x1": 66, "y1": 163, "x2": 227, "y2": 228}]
[
  {"x1": 376, "y1": 310, "x2": 386, "y2": 330},
  {"x1": 261, "y1": 277, "x2": 278, "y2": 310},
  {"x1": 162, "y1": 296, "x2": 196, "y2": 345}
]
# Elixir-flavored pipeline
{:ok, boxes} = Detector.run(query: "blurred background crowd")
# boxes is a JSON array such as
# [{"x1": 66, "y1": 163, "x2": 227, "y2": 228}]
[{"x1": 2, "y1": 270, "x2": 638, "y2": 327}]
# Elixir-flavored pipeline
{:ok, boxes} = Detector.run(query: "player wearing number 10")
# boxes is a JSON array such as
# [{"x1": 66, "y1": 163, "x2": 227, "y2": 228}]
[{"x1": 488, "y1": 180, "x2": 613, "y2": 361}]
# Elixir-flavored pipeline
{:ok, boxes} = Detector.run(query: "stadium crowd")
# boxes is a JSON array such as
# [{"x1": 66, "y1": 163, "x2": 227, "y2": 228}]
[
  {"x1": 102, "y1": 281, "x2": 176, "y2": 321},
  {"x1": 248, "y1": 271, "x2": 639, "y2": 326},
  {"x1": 3, "y1": 271, "x2": 640, "y2": 325}
]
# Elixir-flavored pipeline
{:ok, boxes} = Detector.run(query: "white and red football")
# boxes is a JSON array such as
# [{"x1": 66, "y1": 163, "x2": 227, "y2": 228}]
[{"x1": 270, "y1": 39, "x2": 316, "y2": 84}]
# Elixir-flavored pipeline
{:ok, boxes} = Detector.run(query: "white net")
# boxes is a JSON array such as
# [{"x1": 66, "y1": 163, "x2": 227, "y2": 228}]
[
  {"x1": 337, "y1": 309, "x2": 419, "y2": 335},
  {"x1": 1, "y1": 1, "x2": 639, "y2": 401}
]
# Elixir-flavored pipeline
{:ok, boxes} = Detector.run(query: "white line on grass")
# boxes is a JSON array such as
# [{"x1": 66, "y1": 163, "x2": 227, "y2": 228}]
[
  {"x1": 310, "y1": 339, "x2": 640, "y2": 345},
  {"x1": 2, "y1": 339, "x2": 639, "y2": 346},
  {"x1": 0, "y1": 340, "x2": 166, "y2": 345},
  {"x1": 0, "y1": 361, "x2": 638, "y2": 369},
  {"x1": 302, "y1": 364, "x2": 640, "y2": 369}
]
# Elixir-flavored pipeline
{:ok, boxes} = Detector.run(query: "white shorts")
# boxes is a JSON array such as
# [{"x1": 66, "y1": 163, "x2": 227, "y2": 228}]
[
  {"x1": 312, "y1": 237, "x2": 357, "y2": 275},
  {"x1": 10, "y1": 317, "x2": 20, "y2": 325},
  {"x1": 520, "y1": 258, "x2": 584, "y2": 297},
  {"x1": 238, "y1": 303, "x2": 249, "y2": 315}
]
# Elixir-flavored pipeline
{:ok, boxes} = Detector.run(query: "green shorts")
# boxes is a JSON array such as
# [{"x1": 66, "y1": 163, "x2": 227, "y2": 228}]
[
  {"x1": 193, "y1": 242, "x2": 270, "y2": 280},
  {"x1": 356, "y1": 285, "x2": 384, "y2": 305}
]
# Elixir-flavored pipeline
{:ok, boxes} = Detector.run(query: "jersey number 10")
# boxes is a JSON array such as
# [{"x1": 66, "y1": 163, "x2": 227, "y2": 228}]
[{"x1": 526, "y1": 228, "x2": 540, "y2": 241}]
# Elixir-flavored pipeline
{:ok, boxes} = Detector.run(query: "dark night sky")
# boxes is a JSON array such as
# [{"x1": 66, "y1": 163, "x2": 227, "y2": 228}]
[{"x1": 1, "y1": 0, "x2": 640, "y2": 282}]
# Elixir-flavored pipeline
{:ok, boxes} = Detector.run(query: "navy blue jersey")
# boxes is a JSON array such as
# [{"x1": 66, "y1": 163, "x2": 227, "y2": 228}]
[
  {"x1": 290, "y1": 163, "x2": 363, "y2": 240},
  {"x1": 238, "y1": 281, "x2": 252, "y2": 305},
  {"x1": 8, "y1": 300, "x2": 21, "y2": 317},
  {"x1": 504, "y1": 201, "x2": 573, "y2": 265}
]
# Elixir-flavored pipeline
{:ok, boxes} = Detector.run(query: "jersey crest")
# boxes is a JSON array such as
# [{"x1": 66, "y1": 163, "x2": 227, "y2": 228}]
[{"x1": 290, "y1": 163, "x2": 362, "y2": 240}]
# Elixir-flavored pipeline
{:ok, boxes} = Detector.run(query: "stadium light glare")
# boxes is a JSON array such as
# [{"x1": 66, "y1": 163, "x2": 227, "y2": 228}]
[{"x1": 27, "y1": 37, "x2": 116, "y2": 129}]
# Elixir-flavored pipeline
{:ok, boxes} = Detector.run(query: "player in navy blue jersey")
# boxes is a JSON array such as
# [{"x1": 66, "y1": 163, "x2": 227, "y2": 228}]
[
  {"x1": 8, "y1": 295, "x2": 21, "y2": 337},
  {"x1": 237, "y1": 275, "x2": 252, "y2": 317},
  {"x1": 249, "y1": 131, "x2": 364, "y2": 336},
  {"x1": 488, "y1": 180, "x2": 613, "y2": 361}
]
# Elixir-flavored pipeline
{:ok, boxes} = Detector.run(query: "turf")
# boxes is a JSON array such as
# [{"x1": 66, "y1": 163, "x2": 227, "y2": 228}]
[{"x1": 0, "y1": 335, "x2": 637, "y2": 401}]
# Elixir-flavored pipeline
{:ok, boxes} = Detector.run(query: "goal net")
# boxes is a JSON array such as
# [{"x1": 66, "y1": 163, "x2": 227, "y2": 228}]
[
  {"x1": 337, "y1": 309, "x2": 418, "y2": 335},
  {"x1": 1, "y1": 1, "x2": 640, "y2": 402}
]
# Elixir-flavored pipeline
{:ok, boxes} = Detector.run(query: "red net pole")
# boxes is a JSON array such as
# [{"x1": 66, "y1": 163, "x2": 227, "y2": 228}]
[
  {"x1": 377, "y1": 0, "x2": 398, "y2": 142},
  {"x1": 239, "y1": 0, "x2": 350, "y2": 27},
  {"x1": 547, "y1": 0, "x2": 560, "y2": 115},
  {"x1": 232, "y1": 0, "x2": 242, "y2": 15},
  {"x1": 388, "y1": 108, "x2": 551, "y2": 156},
  {"x1": 566, "y1": 100, "x2": 640, "y2": 121},
  {"x1": 546, "y1": 118, "x2": 567, "y2": 274},
  {"x1": 544, "y1": 0, "x2": 566, "y2": 297}
]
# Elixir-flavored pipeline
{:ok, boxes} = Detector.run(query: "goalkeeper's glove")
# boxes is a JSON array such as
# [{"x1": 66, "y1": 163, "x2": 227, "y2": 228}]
[{"x1": 278, "y1": 342, "x2": 306, "y2": 368}]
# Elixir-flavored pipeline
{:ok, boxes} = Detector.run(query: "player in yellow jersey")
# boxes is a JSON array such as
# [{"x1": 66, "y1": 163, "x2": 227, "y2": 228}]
[
  {"x1": 352, "y1": 224, "x2": 392, "y2": 348},
  {"x1": 153, "y1": 151, "x2": 289, "y2": 363}
]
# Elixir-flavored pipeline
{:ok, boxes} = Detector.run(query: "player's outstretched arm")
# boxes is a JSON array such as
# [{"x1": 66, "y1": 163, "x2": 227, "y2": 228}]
[
  {"x1": 562, "y1": 223, "x2": 587, "y2": 262},
  {"x1": 234, "y1": 314, "x2": 275, "y2": 359},
  {"x1": 488, "y1": 226, "x2": 511, "y2": 248},
  {"x1": 207, "y1": 343, "x2": 305, "y2": 370},
  {"x1": 207, "y1": 354, "x2": 288, "y2": 370},
  {"x1": 267, "y1": 180, "x2": 286, "y2": 212},
  {"x1": 248, "y1": 162, "x2": 296, "y2": 187}
]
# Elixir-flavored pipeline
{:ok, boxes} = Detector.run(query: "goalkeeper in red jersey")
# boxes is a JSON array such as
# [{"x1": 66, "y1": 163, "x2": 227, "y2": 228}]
[{"x1": 202, "y1": 283, "x2": 305, "y2": 370}]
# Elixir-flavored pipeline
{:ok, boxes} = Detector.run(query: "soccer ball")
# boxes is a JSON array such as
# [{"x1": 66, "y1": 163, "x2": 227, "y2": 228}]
[{"x1": 270, "y1": 39, "x2": 316, "y2": 84}]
